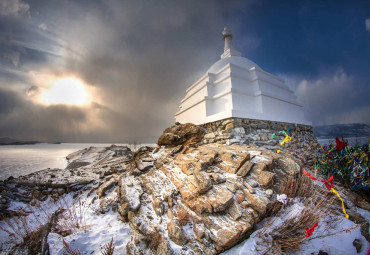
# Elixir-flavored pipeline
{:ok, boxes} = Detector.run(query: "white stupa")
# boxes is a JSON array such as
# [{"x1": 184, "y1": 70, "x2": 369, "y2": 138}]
[{"x1": 175, "y1": 28, "x2": 311, "y2": 126}]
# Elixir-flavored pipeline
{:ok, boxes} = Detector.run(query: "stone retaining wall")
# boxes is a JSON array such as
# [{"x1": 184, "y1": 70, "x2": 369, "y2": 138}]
[{"x1": 200, "y1": 117, "x2": 319, "y2": 154}]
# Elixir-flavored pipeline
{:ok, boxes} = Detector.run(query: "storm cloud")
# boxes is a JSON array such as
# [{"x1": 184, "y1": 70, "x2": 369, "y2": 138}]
[{"x1": 0, "y1": 0, "x2": 369, "y2": 142}]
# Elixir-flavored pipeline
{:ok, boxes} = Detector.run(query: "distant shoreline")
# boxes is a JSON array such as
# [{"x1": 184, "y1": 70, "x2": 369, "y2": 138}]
[
  {"x1": 317, "y1": 136, "x2": 369, "y2": 140},
  {"x1": 0, "y1": 141, "x2": 41, "y2": 146}
]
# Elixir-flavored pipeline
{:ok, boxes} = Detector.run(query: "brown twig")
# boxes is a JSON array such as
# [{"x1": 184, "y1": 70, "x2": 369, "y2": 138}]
[
  {"x1": 62, "y1": 239, "x2": 82, "y2": 255},
  {"x1": 100, "y1": 237, "x2": 115, "y2": 255}
]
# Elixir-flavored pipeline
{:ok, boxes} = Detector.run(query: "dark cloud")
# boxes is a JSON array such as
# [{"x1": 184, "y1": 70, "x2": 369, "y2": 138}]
[
  {"x1": 0, "y1": 88, "x2": 91, "y2": 142},
  {"x1": 0, "y1": 0, "x2": 29, "y2": 18},
  {"x1": 0, "y1": 0, "x2": 255, "y2": 142},
  {"x1": 0, "y1": 88, "x2": 22, "y2": 114},
  {"x1": 26, "y1": 85, "x2": 38, "y2": 96}
]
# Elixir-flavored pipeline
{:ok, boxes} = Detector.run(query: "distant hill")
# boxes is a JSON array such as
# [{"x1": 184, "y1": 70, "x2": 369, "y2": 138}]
[
  {"x1": 0, "y1": 137, "x2": 41, "y2": 145},
  {"x1": 313, "y1": 123, "x2": 370, "y2": 138}
]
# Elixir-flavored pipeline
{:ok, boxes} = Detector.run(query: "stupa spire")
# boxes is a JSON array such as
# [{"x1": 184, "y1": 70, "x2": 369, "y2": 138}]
[{"x1": 221, "y1": 27, "x2": 241, "y2": 59}]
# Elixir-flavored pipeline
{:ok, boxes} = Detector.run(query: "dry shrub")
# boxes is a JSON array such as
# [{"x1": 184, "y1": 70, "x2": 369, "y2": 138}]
[
  {"x1": 267, "y1": 172, "x2": 314, "y2": 217},
  {"x1": 0, "y1": 203, "x2": 63, "y2": 253},
  {"x1": 18, "y1": 227, "x2": 46, "y2": 254},
  {"x1": 63, "y1": 237, "x2": 116, "y2": 255},
  {"x1": 175, "y1": 205, "x2": 190, "y2": 226},
  {"x1": 283, "y1": 172, "x2": 314, "y2": 198},
  {"x1": 0, "y1": 212, "x2": 43, "y2": 253},
  {"x1": 145, "y1": 231, "x2": 162, "y2": 251},
  {"x1": 63, "y1": 239, "x2": 82, "y2": 255},
  {"x1": 100, "y1": 237, "x2": 115, "y2": 255},
  {"x1": 268, "y1": 193, "x2": 333, "y2": 253},
  {"x1": 0, "y1": 203, "x2": 51, "y2": 244},
  {"x1": 0, "y1": 212, "x2": 32, "y2": 243},
  {"x1": 261, "y1": 170, "x2": 336, "y2": 254},
  {"x1": 54, "y1": 197, "x2": 87, "y2": 236}
]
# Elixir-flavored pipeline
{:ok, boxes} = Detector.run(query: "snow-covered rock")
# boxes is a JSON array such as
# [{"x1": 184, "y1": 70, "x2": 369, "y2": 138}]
[{"x1": 0, "y1": 136, "x2": 369, "y2": 254}]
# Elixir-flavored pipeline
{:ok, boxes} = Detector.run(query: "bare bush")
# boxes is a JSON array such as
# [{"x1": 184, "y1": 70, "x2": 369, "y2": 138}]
[
  {"x1": 267, "y1": 171, "x2": 314, "y2": 217},
  {"x1": 62, "y1": 239, "x2": 82, "y2": 255},
  {"x1": 54, "y1": 197, "x2": 88, "y2": 236},
  {"x1": 146, "y1": 231, "x2": 162, "y2": 251},
  {"x1": 0, "y1": 212, "x2": 32, "y2": 243},
  {"x1": 260, "y1": 166, "x2": 336, "y2": 254},
  {"x1": 100, "y1": 237, "x2": 115, "y2": 255},
  {"x1": 0, "y1": 204, "x2": 49, "y2": 245},
  {"x1": 267, "y1": 192, "x2": 334, "y2": 253}
]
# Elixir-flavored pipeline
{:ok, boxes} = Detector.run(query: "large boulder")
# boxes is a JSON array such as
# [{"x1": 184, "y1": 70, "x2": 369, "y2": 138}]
[{"x1": 157, "y1": 123, "x2": 205, "y2": 147}]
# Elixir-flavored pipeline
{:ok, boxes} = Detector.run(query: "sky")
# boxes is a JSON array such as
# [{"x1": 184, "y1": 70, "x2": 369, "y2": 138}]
[{"x1": 0, "y1": 0, "x2": 369, "y2": 143}]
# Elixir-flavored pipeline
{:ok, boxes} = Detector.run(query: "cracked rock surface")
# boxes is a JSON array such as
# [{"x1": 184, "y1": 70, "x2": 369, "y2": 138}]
[{"x1": 97, "y1": 142, "x2": 304, "y2": 254}]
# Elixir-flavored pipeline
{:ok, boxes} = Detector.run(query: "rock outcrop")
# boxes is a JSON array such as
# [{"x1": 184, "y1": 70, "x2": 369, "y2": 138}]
[
  {"x1": 0, "y1": 145, "x2": 132, "y2": 219},
  {"x1": 89, "y1": 129, "x2": 306, "y2": 254},
  {"x1": 1, "y1": 124, "x2": 369, "y2": 255},
  {"x1": 157, "y1": 123, "x2": 205, "y2": 147},
  {"x1": 0, "y1": 126, "x2": 308, "y2": 254}
]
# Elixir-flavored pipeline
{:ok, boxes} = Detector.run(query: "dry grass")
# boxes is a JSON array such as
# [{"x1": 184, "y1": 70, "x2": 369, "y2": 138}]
[
  {"x1": 144, "y1": 231, "x2": 162, "y2": 251},
  {"x1": 100, "y1": 237, "x2": 115, "y2": 255},
  {"x1": 0, "y1": 203, "x2": 51, "y2": 244},
  {"x1": 260, "y1": 170, "x2": 336, "y2": 254},
  {"x1": 266, "y1": 171, "x2": 314, "y2": 217},
  {"x1": 0, "y1": 212, "x2": 32, "y2": 243},
  {"x1": 54, "y1": 197, "x2": 88, "y2": 236},
  {"x1": 63, "y1": 238, "x2": 116, "y2": 255},
  {"x1": 175, "y1": 205, "x2": 190, "y2": 226},
  {"x1": 0, "y1": 195, "x2": 90, "y2": 254},
  {"x1": 268, "y1": 193, "x2": 334, "y2": 253},
  {"x1": 63, "y1": 239, "x2": 82, "y2": 255},
  {"x1": 0, "y1": 205, "x2": 61, "y2": 253}
]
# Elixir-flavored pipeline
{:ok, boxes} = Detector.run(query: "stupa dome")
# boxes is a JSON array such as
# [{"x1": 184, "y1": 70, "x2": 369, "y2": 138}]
[{"x1": 207, "y1": 55, "x2": 261, "y2": 73}]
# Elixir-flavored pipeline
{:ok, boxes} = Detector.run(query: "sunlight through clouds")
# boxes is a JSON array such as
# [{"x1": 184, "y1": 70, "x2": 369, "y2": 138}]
[{"x1": 39, "y1": 77, "x2": 91, "y2": 106}]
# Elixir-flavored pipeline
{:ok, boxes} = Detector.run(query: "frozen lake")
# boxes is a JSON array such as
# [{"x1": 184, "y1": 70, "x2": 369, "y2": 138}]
[{"x1": 0, "y1": 143, "x2": 141, "y2": 180}]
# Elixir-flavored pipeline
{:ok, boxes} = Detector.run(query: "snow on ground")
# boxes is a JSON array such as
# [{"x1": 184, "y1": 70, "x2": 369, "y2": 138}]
[
  {"x1": 295, "y1": 216, "x2": 368, "y2": 255},
  {"x1": 357, "y1": 207, "x2": 370, "y2": 222},
  {"x1": 0, "y1": 191, "x2": 76, "y2": 252},
  {"x1": 66, "y1": 147, "x2": 110, "y2": 164},
  {"x1": 222, "y1": 201, "x2": 369, "y2": 255},
  {"x1": 0, "y1": 184, "x2": 131, "y2": 254},
  {"x1": 2, "y1": 143, "x2": 369, "y2": 254},
  {"x1": 48, "y1": 194, "x2": 130, "y2": 254}
]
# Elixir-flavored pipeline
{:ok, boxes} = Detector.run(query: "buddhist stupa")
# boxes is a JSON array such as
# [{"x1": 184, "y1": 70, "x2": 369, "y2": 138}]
[{"x1": 175, "y1": 28, "x2": 310, "y2": 126}]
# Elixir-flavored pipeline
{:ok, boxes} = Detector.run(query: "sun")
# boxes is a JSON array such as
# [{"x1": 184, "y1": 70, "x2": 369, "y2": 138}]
[{"x1": 39, "y1": 77, "x2": 90, "y2": 106}]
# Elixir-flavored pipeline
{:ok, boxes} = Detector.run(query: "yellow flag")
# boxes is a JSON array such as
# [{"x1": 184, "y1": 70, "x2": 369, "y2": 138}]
[
  {"x1": 331, "y1": 188, "x2": 349, "y2": 219},
  {"x1": 280, "y1": 134, "x2": 292, "y2": 146}
]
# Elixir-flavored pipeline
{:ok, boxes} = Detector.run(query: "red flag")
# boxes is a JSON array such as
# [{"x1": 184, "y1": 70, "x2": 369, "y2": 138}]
[
  {"x1": 306, "y1": 222, "x2": 318, "y2": 237},
  {"x1": 335, "y1": 137, "x2": 345, "y2": 152},
  {"x1": 302, "y1": 170, "x2": 333, "y2": 190}
]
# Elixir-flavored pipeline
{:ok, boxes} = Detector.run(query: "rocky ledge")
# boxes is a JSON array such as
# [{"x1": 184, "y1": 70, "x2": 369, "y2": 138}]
[{"x1": 0, "y1": 124, "x2": 368, "y2": 254}]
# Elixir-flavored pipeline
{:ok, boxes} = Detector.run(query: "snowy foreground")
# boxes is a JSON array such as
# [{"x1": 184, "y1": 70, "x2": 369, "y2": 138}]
[{"x1": 0, "y1": 144, "x2": 369, "y2": 254}]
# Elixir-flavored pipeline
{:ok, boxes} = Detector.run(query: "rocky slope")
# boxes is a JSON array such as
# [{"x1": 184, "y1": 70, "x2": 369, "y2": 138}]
[
  {"x1": 121, "y1": 143, "x2": 304, "y2": 254},
  {"x1": 0, "y1": 124, "x2": 368, "y2": 254}
]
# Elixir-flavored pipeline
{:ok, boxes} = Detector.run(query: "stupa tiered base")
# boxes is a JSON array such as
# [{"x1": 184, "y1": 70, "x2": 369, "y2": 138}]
[{"x1": 200, "y1": 117, "x2": 318, "y2": 154}]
